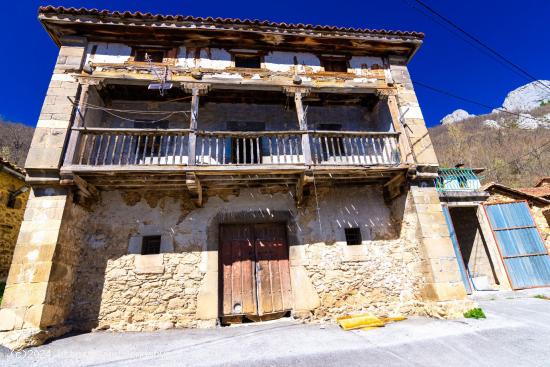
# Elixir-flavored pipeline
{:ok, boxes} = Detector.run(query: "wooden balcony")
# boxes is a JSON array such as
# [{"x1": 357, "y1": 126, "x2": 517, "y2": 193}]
[{"x1": 61, "y1": 127, "x2": 407, "y2": 201}]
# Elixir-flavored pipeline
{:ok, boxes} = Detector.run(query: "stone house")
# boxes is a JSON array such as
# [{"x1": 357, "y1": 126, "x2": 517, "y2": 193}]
[
  {"x1": 0, "y1": 158, "x2": 28, "y2": 281},
  {"x1": 0, "y1": 6, "x2": 475, "y2": 347},
  {"x1": 436, "y1": 168, "x2": 550, "y2": 293}
]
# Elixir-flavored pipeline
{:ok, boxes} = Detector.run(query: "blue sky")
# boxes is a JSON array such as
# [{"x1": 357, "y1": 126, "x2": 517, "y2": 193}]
[{"x1": 1, "y1": 1, "x2": 548, "y2": 127}]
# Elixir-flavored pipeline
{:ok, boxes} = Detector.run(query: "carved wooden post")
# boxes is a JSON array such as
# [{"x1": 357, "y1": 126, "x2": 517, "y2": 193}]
[
  {"x1": 379, "y1": 90, "x2": 415, "y2": 164},
  {"x1": 63, "y1": 82, "x2": 91, "y2": 167},
  {"x1": 285, "y1": 86, "x2": 312, "y2": 165},
  {"x1": 184, "y1": 83, "x2": 210, "y2": 166}
]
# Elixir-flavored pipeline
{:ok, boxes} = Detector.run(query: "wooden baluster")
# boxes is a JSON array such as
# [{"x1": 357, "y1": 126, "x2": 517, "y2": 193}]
[
  {"x1": 383, "y1": 136, "x2": 391, "y2": 164},
  {"x1": 218, "y1": 135, "x2": 220, "y2": 164},
  {"x1": 351, "y1": 136, "x2": 358, "y2": 165},
  {"x1": 341, "y1": 136, "x2": 349, "y2": 164},
  {"x1": 134, "y1": 135, "x2": 141, "y2": 165},
  {"x1": 222, "y1": 136, "x2": 226, "y2": 165},
  {"x1": 165, "y1": 135, "x2": 171, "y2": 165},
  {"x1": 288, "y1": 135, "x2": 294, "y2": 163},
  {"x1": 200, "y1": 135, "x2": 205, "y2": 165},
  {"x1": 256, "y1": 136, "x2": 261, "y2": 164},
  {"x1": 235, "y1": 138, "x2": 240, "y2": 164},
  {"x1": 119, "y1": 135, "x2": 126, "y2": 165},
  {"x1": 142, "y1": 135, "x2": 148, "y2": 165},
  {"x1": 110, "y1": 135, "x2": 118, "y2": 165},
  {"x1": 268, "y1": 136, "x2": 273, "y2": 163},
  {"x1": 78, "y1": 133, "x2": 88, "y2": 165}
]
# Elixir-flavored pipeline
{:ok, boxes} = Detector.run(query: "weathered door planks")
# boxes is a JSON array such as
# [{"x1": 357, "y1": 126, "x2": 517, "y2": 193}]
[{"x1": 220, "y1": 223, "x2": 292, "y2": 319}]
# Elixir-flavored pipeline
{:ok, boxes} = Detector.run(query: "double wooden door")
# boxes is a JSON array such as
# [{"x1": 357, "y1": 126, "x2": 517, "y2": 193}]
[{"x1": 220, "y1": 224, "x2": 292, "y2": 319}]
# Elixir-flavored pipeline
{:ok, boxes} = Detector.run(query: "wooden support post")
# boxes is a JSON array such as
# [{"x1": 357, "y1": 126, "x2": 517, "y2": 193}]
[
  {"x1": 184, "y1": 83, "x2": 210, "y2": 166},
  {"x1": 63, "y1": 83, "x2": 90, "y2": 167},
  {"x1": 188, "y1": 88, "x2": 199, "y2": 165},
  {"x1": 285, "y1": 87, "x2": 312, "y2": 165},
  {"x1": 295, "y1": 172, "x2": 314, "y2": 206},
  {"x1": 186, "y1": 172, "x2": 203, "y2": 206},
  {"x1": 384, "y1": 92, "x2": 415, "y2": 164},
  {"x1": 383, "y1": 172, "x2": 406, "y2": 202}
]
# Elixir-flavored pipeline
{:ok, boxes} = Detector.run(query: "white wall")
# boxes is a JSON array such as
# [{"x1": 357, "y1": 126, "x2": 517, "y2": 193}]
[{"x1": 85, "y1": 43, "x2": 385, "y2": 74}]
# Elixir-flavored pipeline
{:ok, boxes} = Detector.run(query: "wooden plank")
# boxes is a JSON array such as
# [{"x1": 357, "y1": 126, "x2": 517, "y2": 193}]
[{"x1": 254, "y1": 224, "x2": 292, "y2": 315}]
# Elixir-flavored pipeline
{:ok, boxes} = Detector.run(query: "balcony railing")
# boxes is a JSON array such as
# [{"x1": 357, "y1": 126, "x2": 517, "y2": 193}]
[
  {"x1": 310, "y1": 131, "x2": 400, "y2": 165},
  {"x1": 195, "y1": 131, "x2": 305, "y2": 165},
  {"x1": 435, "y1": 168, "x2": 481, "y2": 193},
  {"x1": 67, "y1": 127, "x2": 401, "y2": 168}
]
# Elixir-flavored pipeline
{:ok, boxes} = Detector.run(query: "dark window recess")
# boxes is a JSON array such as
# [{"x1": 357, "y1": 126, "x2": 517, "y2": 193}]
[
  {"x1": 345, "y1": 228, "x2": 362, "y2": 245},
  {"x1": 135, "y1": 121, "x2": 169, "y2": 156},
  {"x1": 141, "y1": 235, "x2": 161, "y2": 255},
  {"x1": 134, "y1": 49, "x2": 165, "y2": 63},
  {"x1": 234, "y1": 55, "x2": 261, "y2": 69},
  {"x1": 321, "y1": 58, "x2": 348, "y2": 72},
  {"x1": 6, "y1": 195, "x2": 16, "y2": 209},
  {"x1": 318, "y1": 124, "x2": 345, "y2": 159},
  {"x1": 227, "y1": 121, "x2": 265, "y2": 164},
  {"x1": 134, "y1": 121, "x2": 169, "y2": 129}
]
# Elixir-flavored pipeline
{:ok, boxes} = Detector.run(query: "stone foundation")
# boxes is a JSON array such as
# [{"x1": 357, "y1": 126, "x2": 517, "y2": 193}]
[{"x1": 1, "y1": 184, "x2": 474, "y2": 349}]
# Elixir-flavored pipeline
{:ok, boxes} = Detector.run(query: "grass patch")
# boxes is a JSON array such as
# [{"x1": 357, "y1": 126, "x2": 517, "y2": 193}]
[
  {"x1": 464, "y1": 308, "x2": 486, "y2": 319},
  {"x1": 0, "y1": 282, "x2": 5, "y2": 304},
  {"x1": 534, "y1": 294, "x2": 549, "y2": 300}
]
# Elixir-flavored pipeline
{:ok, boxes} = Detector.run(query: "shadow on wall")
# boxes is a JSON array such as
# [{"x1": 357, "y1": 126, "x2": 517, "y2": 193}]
[{"x1": 66, "y1": 190, "x2": 201, "y2": 331}]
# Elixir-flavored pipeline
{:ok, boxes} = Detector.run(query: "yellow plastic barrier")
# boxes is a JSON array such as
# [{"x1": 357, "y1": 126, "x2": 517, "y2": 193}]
[{"x1": 336, "y1": 313, "x2": 406, "y2": 331}]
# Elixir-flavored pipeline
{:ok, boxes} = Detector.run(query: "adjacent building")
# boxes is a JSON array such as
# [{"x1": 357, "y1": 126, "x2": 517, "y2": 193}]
[
  {"x1": 0, "y1": 6, "x2": 475, "y2": 347},
  {"x1": 0, "y1": 158, "x2": 28, "y2": 281},
  {"x1": 436, "y1": 168, "x2": 550, "y2": 294}
]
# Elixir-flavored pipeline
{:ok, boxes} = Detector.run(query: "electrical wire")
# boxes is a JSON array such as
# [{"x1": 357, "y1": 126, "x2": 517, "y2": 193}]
[{"x1": 406, "y1": 0, "x2": 550, "y2": 94}]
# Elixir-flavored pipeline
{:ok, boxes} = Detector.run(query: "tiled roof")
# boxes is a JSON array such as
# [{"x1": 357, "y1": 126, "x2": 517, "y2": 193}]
[
  {"x1": 535, "y1": 177, "x2": 550, "y2": 187},
  {"x1": 38, "y1": 6, "x2": 424, "y2": 39},
  {"x1": 481, "y1": 182, "x2": 550, "y2": 206},
  {"x1": 518, "y1": 187, "x2": 550, "y2": 198},
  {"x1": 0, "y1": 157, "x2": 25, "y2": 177}
]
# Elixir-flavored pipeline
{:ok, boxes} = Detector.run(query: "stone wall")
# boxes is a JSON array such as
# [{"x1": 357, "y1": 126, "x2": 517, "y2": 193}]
[
  {"x1": 0, "y1": 171, "x2": 28, "y2": 280},
  {"x1": 64, "y1": 184, "x2": 470, "y2": 332}
]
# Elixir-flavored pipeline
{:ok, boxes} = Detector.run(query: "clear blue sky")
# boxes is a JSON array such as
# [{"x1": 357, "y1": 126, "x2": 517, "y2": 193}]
[{"x1": 1, "y1": 1, "x2": 548, "y2": 127}]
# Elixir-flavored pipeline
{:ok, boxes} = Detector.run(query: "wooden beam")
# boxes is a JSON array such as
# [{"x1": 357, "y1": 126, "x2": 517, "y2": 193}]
[
  {"x1": 383, "y1": 172, "x2": 406, "y2": 202},
  {"x1": 385, "y1": 94, "x2": 415, "y2": 164},
  {"x1": 63, "y1": 83, "x2": 90, "y2": 167},
  {"x1": 186, "y1": 172, "x2": 203, "y2": 206}
]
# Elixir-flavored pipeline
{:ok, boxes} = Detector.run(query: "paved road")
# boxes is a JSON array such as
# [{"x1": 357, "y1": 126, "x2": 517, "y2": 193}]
[{"x1": 2, "y1": 295, "x2": 550, "y2": 366}]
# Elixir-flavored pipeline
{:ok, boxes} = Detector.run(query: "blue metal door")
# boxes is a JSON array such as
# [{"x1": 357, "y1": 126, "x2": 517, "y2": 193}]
[
  {"x1": 442, "y1": 205, "x2": 473, "y2": 294},
  {"x1": 484, "y1": 201, "x2": 550, "y2": 289}
]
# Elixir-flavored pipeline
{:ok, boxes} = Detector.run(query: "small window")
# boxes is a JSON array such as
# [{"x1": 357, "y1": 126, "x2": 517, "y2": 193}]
[
  {"x1": 234, "y1": 54, "x2": 261, "y2": 69},
  {"x1": 320, "y1": 57, "x2": 348, "y2": 72},
  {"x1": 345, "y1": 228, "x2": 362, "y2": 245},
  {"x1": 6, "y1": 195, "x2": 16, "y2": 209},
  {"x1": 134, "y1": 49, "x2": 165, "y2": 63},
  {"x1": 141, "y1": 235, "x2": 161, "y2": 255}
]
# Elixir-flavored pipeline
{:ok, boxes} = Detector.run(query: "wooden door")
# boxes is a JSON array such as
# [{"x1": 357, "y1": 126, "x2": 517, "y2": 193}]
[{"x1": 220, "y1": 224, "x2": 292, "y2": 318}]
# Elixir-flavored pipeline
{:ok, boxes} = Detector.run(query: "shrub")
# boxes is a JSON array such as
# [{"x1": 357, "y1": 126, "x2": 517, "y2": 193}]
[{"x1": 464, "y1": 308, "x2": 486, "y2": 319}]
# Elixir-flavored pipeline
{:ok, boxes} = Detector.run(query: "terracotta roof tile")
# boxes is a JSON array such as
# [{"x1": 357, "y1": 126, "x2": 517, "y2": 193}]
[
  {"x1": 518, "y1": 187, "x2": 550, "y2": 198},
  {"x1": 38, "y1": 5, "x2": 424, "y2": 39}
]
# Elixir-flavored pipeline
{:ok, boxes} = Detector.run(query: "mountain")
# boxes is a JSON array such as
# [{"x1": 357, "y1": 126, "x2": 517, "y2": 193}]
[
  {"x1": 430, "y1": 81, "x2": 550, "y2": 187},
  {"x1": 499, "y1": 80, "x2": 550, "y2": 112},
  {"x1": 440, "y1": 109, "x2": 474, "y2": 125},
  {"x1": 0, "y1": 119, "x2": 34, "y2": 167}
]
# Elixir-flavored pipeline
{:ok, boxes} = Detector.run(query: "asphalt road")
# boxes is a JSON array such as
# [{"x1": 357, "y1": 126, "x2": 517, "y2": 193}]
[{"x1": 2, "y1": 294, "x2": 550, "y2": 366}]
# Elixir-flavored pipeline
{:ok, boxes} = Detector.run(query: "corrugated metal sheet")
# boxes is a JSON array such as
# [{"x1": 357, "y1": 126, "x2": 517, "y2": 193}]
[
  {"x1": 484, "y1": 201, "x2": 550, "y2": 289},
  {"x1": 442, "y1": 205, "x2": 472, "y2": 294}
]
